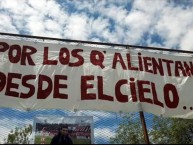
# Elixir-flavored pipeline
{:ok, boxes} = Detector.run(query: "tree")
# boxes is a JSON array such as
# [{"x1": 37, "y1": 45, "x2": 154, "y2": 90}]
[
  {"x1": 150, "y1": 116, "x2": 193, "y2": 144},
  {"x1": 6, "y1": 124, "x2": 32, "y2": 144},
  {"x1": 109, "y1": 113, "x2": 144, "y2": 144},
  {"x1": 110, "y1": 113, "x2": 193, "y2": 144}
]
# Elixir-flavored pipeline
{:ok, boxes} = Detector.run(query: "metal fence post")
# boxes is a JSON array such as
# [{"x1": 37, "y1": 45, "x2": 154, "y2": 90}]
[{"x1": 139, "y1": 111, "x2": 150, "y2": 144}]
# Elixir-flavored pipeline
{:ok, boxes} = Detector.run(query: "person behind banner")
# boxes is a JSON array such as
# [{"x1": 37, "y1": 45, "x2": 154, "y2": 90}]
[{"x1": 50, "y1": 125, "x2": 73, "y2": 144}]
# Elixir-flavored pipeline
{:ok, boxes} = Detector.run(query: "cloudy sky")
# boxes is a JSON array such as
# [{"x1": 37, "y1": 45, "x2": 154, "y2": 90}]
[
  {"x1": 0, "y1": 0, "x2": 193, "y2": 143},
  {"x1": 0, "y1": 0, "x2": 193, "y2": 50}
]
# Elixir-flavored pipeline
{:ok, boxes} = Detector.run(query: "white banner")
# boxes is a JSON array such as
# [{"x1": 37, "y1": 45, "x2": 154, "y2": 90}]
[{"x1": 0, "y1": 39, "x2": 193, "y2": 118}]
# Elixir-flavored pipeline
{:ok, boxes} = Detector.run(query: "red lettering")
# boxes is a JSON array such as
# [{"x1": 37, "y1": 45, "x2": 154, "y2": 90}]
[
  {"x1": 112, "y1": 53, "x2": 127, "y2": 70},
  {"x1": 69, "y1": 49, "x2": 84, "y2": 67},
  {"x1": 43, "y1": 47, "x2": 58, "y2": 65},
  {"x1": 115, "y1": 79, "x2": 128, "y2": 102},
  {"x1": 152, "y1": 57, "x2": 164, "y2": 76},
  {"x1": 151, "y1": 82, "x2": 163, "y2": 107},
  {"x1": 90, "y1": 50, "x2": 105, "y2": 69},
  {"x1": 20, "y1": 75, "x2": 36, "y2": 98},
  {"x1": 0, "y1": 71, "x2": 6, "y2": 91},
  {"x1": 37, "y1": 75, "x2": 53, "y2": 99},
  {"x1": 21, "y1": 46, "x2": 37, "y2": 66},
  {"x1": 8, "y1": 45, "x2": 21, "y2": 63},
  {"x1": 0, "y1": 42, "x2": 9, "y2": 52},
  {"x1": 138, "y1": 53, "x2": 143, "y2": 71},
  {"x1": 164, "y1": 84, "x2": 179, "y2": 108},
  {"x1": 81, "y1": 75, "x2": 96, "y2": 100},
  {"x1": 143, "y1": 57, "x2": 153, "y2": 73},
  {"x1": 127, "y1": 53, "x2": 138, "y2": 70},
  {"x1": 137, "y1": 80, "x2": 153, "y2": 104},
  {"x1": 5, "y1": 73, "x2": 22, "y2": 97},
  {"x1": 162, "y1": 59, "x2": 173, "y2": 76},
  {"x1": 54, "y1": 75, "x2": 68, "y2": 99},
  {"x1": 98, "y1": 76, "x2": 113, "y2": 101},
  {"x1": 129, "y1": 78, "x2": 138, "y2": 102},
  {"x1": 59, "y1": 47, "x2": 70, "y2": 65},
  {"x1": 184, "y1": 61, "x2": 193, "y2": 76},
  {"x1": 175, "y1": 61, "x2": 186, "y2": 76}
]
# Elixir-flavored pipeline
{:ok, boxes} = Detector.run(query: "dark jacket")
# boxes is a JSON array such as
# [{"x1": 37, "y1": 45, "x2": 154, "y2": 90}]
[{"x1": 50, "y1": 134, "x2": 73, "y2": 144}]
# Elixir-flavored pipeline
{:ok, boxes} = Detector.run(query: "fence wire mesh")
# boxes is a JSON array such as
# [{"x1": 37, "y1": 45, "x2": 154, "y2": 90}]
[
  {"x1": 0, "y1": 108, "x2": 155, "y2": 144},
  {"x1": 0, "y1": 34, "x2": 193, "y2": 144}
]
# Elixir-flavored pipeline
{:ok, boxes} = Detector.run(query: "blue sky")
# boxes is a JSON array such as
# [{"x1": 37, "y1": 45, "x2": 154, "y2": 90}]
[
  {"x1": 0, "y1": 0, "x2": 193, "y2": 50},
  {"x1": 0, "y1": 0, "x2": 193, "y2": 143}
]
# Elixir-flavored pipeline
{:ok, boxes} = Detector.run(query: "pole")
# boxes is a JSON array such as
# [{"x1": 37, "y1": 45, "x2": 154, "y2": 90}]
[{"x1": 139, "y1": 111, "x2": 150, "y2": 144}]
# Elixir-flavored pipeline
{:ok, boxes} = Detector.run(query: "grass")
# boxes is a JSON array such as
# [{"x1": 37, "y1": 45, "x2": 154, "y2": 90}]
[{"x1": 35, "y1": 135, "x2": 91, "y2": 144}]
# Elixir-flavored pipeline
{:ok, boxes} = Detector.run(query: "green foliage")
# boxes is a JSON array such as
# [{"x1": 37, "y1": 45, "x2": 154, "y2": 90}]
[
  {"x1": 6, "y1": 124, "x2": 32, "y2": 144},
  {"x1": 150, "y1": 116, "x2": 193, "y2": 144},
  {"x1": 110, "y1": 113, "x2": 193, "y2": 144},
  {"x1": 110, "y1": 113, "x2": 144, "y2": 144}
]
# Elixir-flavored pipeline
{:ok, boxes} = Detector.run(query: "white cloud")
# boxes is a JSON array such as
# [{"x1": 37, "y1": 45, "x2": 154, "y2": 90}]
[
  {"x1": 90, "y1": 17, "x2": 109, "y2": 35},
  {"x1": 0, "y1": 0, "x2": 26, "y2": 15},
  {"x1": 100, "y1": 5, "x2": 128, "y2": 24},
  {"x1": 0, "y1": 0, "x2": 192, "y2": 50},
  {"x1": 180, "y1": 29, "x2": 193, "y2": 51},
  {"x1": 94, "y1": 127, "x2": 116, "y2": 142},
  {"x1": 0, "y1": 0, "x2": 69, "y2": 37},
  {"x1": 124, "y1": 10, "x2": 151, "y2": 44},
  {"x1": 27, "y1": 16, "x2": 45, "y2": 35},
  {"x1": 133, "y1": 0, "x2": 167, "y2": 15},
  {"x1": 64, "y1": 13, "x2": 90, "y2": 40},
  {"x1": 154, "y1": 3, "x2": 193, "y2": 49},
  {"x1": 27, "y1": 0, "x2": 50, "y2": 14},
  {"x1": 45, "y1": 19, "x2": 61, "y2": 32},
  {"x1": 0, "y1": 14, "x2": 18, "y2": 33}
]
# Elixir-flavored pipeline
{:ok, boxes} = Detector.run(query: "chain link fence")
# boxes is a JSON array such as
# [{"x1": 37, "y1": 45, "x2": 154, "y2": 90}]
[{"x1": 0, "y1": 108, "x2": 156, "y2": 144}]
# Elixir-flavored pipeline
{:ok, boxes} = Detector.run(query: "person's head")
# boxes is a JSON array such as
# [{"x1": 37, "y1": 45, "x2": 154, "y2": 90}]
[{"x1": 60, "y1": 126, "x2": 69, "y2": 136}]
